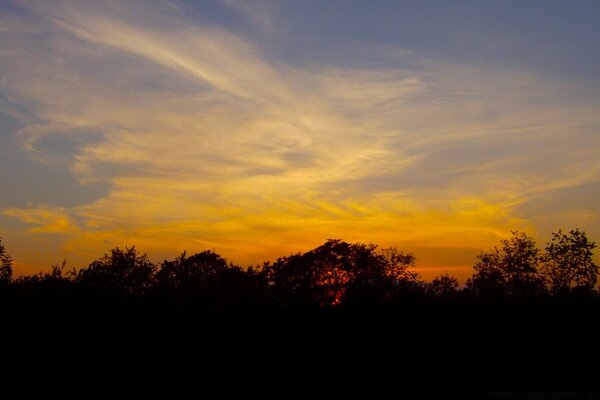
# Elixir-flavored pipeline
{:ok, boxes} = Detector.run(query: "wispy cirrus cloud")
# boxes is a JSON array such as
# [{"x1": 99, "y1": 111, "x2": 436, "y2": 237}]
[
  {"x1": 2, "y1": 205, "x2": 77, "y2": 234},
  {"x1": 1, "y1": 0, "x2": 600, "y2": 279}
]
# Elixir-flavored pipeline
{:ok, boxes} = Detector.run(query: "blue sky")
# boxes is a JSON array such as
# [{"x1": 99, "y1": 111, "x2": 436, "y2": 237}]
[{"x1": 1, "y1": 0, "x2": 599, "y2": 279}]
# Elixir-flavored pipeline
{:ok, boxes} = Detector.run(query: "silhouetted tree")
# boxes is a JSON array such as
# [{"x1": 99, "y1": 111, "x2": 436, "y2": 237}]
[
  {"x1": 76, "y1": 247, "x2": 156, "y2": 296},
  {"x1": 427, "y1": 273, "x2": 459, "y2": 298},
  {"x1": 377, "y1": 246, "x2": 420, "y2": 295},
  {"x1": 265, "y1": 240, "x2": 354, "y2": 307},
  {"x1": 345, "y1": 245, "x2": 422, "y2": 305},
  {"x1": 541, "y1": 229, "x2": 598, "y2": 295},
  {"x1": 0, "y1": 237, "x2": 12, "y2": 284},
  {"x1": 467, "y1": 231, "x2": 545, "y2": 297},
  {"x1": 265, "y1": 240, "x2": 419, "y2": 307},
  {"x1": 155, "y1": 250, "x2": 267, "y2": 315},
  {"x1": 3, "y1": 232, "x2": 600, "y2": 324},
  {"x1": 310, "y1": 240, "x2": 376, "y2": 305},
  {"x1": 156, "y1": 250, "x2": 229, "y2": 291}
]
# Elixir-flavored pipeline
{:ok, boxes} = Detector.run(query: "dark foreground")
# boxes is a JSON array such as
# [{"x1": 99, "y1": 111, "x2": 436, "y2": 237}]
[
  {"x1": 3, "y1": 297, "x2": 599, "y2": 397},
  {"x1": 1, "y1": 235, "x2": 599, "y2": 396}
]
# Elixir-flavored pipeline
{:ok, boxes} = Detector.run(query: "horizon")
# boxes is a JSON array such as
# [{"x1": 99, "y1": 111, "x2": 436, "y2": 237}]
[
  {"x1": 3, "y1": 229, "x2": 597, "y2": 285},
  {"x1": 2, "y1": 1, "x2": 600, "y2": 279},
  {"x1": 0, "y1": 234, "x2": 490, "y2": 283}
]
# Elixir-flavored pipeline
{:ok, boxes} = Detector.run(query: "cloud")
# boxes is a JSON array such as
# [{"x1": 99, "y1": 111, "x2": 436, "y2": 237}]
[
  {"x1": 1, "y1": 0, "x2": 600, "y2": 276},
  {"x1": 2, "y1": 205, "x2": 78, "y2": 234}
]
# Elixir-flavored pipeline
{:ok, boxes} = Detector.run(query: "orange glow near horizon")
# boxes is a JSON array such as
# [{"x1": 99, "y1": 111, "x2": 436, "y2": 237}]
[{"x1": 3, "y1": 194, "x2": 529, "y2": 283}]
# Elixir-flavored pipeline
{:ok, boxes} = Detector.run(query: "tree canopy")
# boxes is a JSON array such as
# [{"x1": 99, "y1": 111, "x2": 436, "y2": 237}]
[
  {"x1": 0, "y1": 229, "x2": 598, "y2": 319},
  {"x1": 542, "y1": 229, "x2": 598, "y2": 295},
  {"x1": 0, "y1": 238, "x2": 12, "y2": 284},
  {"x1": 467, "y1": 231, "x2": 546, "y2": 297}
]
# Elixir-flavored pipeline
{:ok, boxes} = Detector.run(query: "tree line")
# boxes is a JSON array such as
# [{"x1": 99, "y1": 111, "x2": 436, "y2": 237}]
[{"x1": 0, "y1": 229, "x2": 598, "y2": 319}]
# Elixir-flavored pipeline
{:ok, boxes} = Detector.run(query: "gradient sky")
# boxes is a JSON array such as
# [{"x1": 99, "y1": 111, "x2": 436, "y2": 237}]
[{"x1": 1, "y1": 0, "x2": 600, "y2": 280}]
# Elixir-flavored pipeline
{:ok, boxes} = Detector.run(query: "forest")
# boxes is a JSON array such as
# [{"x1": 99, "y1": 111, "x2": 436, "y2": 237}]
[{"x1": 1, "y1": 229, "x2": 598, "y2": 321}]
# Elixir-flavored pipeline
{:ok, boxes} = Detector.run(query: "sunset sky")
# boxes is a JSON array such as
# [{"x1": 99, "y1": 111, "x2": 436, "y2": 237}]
[{"x1": 1, "y1": 0, "x2": 600, "y2": 280}]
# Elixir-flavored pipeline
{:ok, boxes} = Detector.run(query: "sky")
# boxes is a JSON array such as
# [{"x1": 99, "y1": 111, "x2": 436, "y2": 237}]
[{"x1": 1, "y1": 0, "x2": 600, "y2": 281}]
